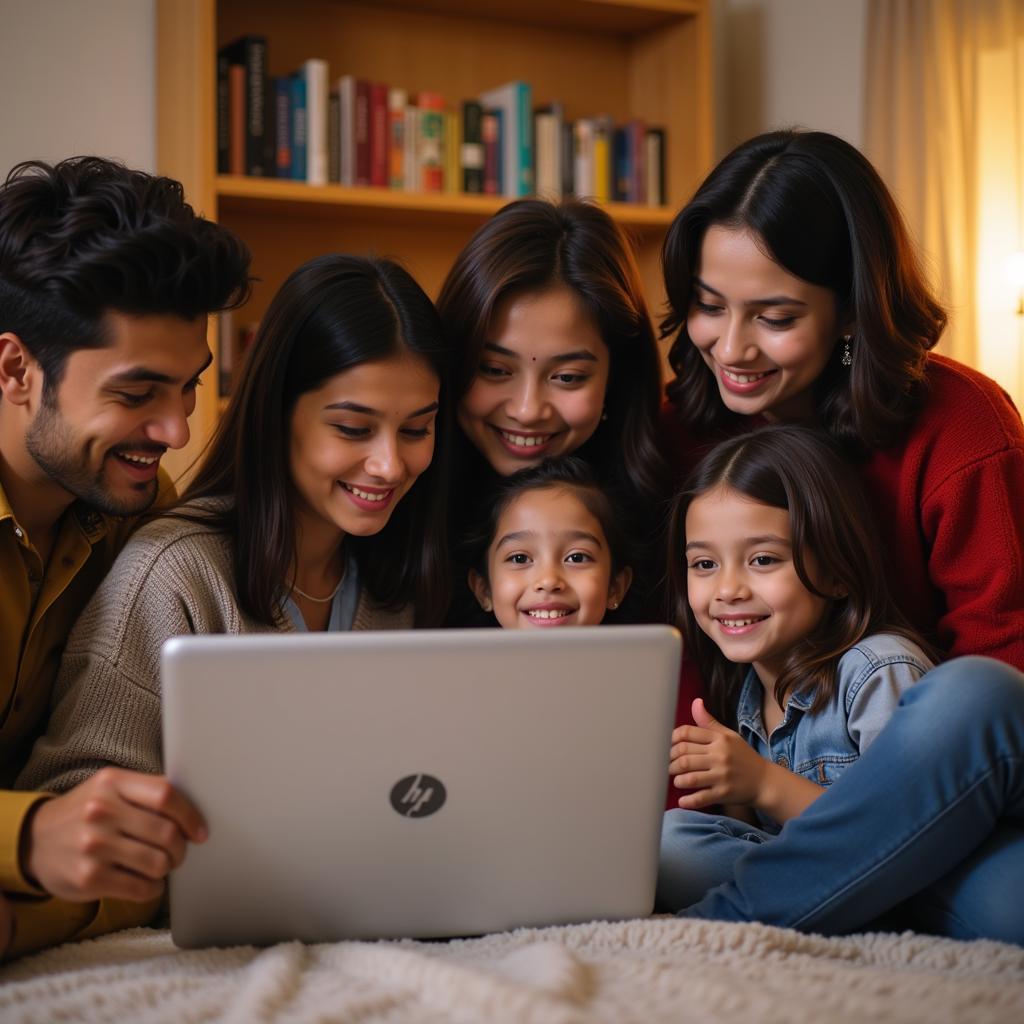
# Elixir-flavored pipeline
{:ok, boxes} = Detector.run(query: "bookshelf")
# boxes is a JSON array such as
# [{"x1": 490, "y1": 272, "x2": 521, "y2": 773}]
[{"x1": 155, "y1": 0, "x2": 714, "y2": 480}]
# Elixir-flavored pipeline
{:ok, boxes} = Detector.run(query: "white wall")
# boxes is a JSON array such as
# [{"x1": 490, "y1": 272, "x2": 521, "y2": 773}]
[
  {"x1": 0, "y1": 0, "x2": 155, "y2": 178},
  {"x1": 713, "y1": 0, "x2": 868, "y2": 157}
]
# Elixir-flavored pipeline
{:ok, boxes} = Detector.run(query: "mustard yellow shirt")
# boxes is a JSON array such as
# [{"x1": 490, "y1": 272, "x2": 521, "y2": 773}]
[{"x1": 0, "y1": 475, "x2": 169, "y2": 957}]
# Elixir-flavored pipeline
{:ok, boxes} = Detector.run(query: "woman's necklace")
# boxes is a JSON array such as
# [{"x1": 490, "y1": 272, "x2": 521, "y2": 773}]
[{"x1": 289, "y1": 576, "x2": 343, "y2": 604}]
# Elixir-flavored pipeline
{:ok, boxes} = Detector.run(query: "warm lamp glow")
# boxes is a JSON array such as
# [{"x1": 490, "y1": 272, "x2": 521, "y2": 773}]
[{"x1": 1005, "y1": 250, "x2": 1024, "y2": 288}]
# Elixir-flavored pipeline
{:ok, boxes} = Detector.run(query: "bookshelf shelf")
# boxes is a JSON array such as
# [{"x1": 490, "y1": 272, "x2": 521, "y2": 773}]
[
  {"x1": 216, "y1": 175, "x2": 677, "y2": 230},
  {"x1": 156, "y1": 0, "x2": 713, "y2": 481}
]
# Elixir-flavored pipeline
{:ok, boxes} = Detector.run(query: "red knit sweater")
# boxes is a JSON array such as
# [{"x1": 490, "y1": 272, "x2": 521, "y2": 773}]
[{"x1": 662, "y1": 354, "x2": 1024, "y2": 791}]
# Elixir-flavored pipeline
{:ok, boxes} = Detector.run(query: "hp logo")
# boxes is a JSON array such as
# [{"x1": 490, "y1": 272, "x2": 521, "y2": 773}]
[{"x1": 390, "y1": 774, "x2": 447, "y2": 818}]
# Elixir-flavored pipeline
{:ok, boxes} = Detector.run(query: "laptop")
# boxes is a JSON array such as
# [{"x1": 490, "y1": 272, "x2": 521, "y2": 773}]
[{"x1": 162, "y1": 625, "x2": 681, "y2": 948}]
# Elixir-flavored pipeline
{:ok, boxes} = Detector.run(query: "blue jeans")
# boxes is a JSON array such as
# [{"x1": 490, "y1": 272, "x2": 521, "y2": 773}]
[{"x1": 657, "y1": 657, "x2": 1024, "y2": 944}]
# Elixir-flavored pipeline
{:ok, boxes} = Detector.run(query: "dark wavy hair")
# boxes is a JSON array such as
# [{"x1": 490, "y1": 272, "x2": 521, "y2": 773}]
[
  {"x1": 667, "y1": 425, "x2": 935, "y2": 722},
  {"x1": 660, "y1": 130, "x2": 947, "y2": 454},
  {"x1": 0, "y1": 156, "x2": 251, "y2": 393},
  {"x1": 177, "y1": 254, "x2": 452, "y2": 626},
  {"x1": 437, "y1": 197, "x2": 669, "y2": 515}
]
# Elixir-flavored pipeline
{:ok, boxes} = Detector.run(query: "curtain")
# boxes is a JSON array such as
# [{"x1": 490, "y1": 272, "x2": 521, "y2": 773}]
[{"x1": 865, "y1": 0, "x2": 1024, "y2": 403}]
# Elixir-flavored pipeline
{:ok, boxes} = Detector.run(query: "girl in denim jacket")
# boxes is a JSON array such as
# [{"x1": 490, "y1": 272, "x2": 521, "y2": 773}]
[{"x1": 657, "y1": 424, "x2": 1024, "y2": 944}]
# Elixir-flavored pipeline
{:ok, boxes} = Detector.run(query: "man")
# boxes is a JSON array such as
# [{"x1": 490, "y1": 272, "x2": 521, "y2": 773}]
[{"x1": 0, "y1": 157, "x2": 251, "y2": 957}]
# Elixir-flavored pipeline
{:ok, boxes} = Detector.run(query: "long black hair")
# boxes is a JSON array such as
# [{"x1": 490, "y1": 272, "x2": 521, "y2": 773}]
[
  {"x1": 661, "y1": 130, "x2": 947, "y2": 454},
  {"x1": 178, "y1": 254, "x2": 452, "y2": 626}
]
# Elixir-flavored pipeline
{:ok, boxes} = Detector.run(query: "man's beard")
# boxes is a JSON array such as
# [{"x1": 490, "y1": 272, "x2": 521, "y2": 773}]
[{"x1": 24, "y1": 399, "x2": 160, "y2": 517}]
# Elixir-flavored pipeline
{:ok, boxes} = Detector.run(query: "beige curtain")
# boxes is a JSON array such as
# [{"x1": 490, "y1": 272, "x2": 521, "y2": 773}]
[{"x1": 866, "y1": 0, "x2": 1024, "y2": 398}]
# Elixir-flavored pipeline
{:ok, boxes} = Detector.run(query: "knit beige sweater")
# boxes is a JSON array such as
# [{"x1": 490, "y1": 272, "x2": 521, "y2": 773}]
[{"x1": 17, "y1": 502, "x2": 412, "y2": 794}]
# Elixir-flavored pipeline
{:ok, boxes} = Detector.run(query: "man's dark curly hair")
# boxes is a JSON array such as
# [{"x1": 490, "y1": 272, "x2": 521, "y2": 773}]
[{"x1": 0, "y1": 156, "x2": 252, "y2": 391}]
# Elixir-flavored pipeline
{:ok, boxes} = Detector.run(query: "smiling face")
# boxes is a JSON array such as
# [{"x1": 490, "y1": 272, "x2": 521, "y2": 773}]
[
  {"x1": 687, "y1": 225, "x2": 848, "y2": 423},
  {"x1": 22, "y1": 311, "x2": 210, "y2": 515},
  {"x1": 684, "y1": 484, "x2": 832, "y2": 688},
  {"x1": 470, "y1": 484, "x2": 631, "y2": 629},
  {"x1": 288, "y1": 351, "x2": 439, "y2": 546},
  {"x1": 457, "y1": 286, "x2": 610, "y2": 475}
]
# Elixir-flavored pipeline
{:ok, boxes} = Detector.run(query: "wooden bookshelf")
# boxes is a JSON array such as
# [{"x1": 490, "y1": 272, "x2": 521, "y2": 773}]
[{"x1": 156, "y1": 0, "x2": 713, "y2": 480}]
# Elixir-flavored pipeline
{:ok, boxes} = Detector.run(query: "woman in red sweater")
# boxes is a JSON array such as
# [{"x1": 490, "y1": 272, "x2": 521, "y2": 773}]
[{"x1": 661, "y1": 128, "x2": 1024, "y2": 672}]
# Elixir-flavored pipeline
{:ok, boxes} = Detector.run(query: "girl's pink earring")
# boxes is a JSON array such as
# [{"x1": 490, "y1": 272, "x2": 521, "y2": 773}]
[{"x1": 841, "y1": 334, "x2": 853, "y2": 367}]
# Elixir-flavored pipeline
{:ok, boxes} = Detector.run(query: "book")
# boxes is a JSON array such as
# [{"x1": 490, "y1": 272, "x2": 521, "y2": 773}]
[
  {"x1": 354, "y1": 79, "x2": 371, "y2": 186},
  {"x1": 302, "y1": 58, "x2": 329, "y2": 185},
  {"x1": 461, "y1": 100, "x2": 484, "y2": 193},
  {"x1": 444, "y1": 107, "x2": 461, "y2": 194},
  {"x1": 533, "y1": 104, "x2": 562, "y2": 198},
  {"x1": 370, "y1": 82, "x2": 388, "y2": 187},
  {"x1": 645, "y1": 127, "x2": 665, "y2": 206},
  {"x1": 273, "y1": 77, "x2": 291, "y2": 177},
  {"x1": 228, "y1": 64, "x2": 246, "y2": 175},
  {"x1": 418, "y1": 91, "x2": 445, "y2": 193},
  {"x1": 482, "y1": 110, "x2": 501, "y2": 195},
  {"x1": 403, "y1": 104, "x2": 420, "y2": 192},
  {"x1": 560, "y1": 119, "x2": 575, "y2": 197},
  {"x1": 592, "y1": 115, "x2": 612, "y2": 202},
  {"x1": 479, "y1": 80, "x2": 532, "y2": 197},
  {"x1": 574, "y1": 118, "x2": 595, "y2": 198},
  {"x1": 336, "y1": 75, "x2": 356, "y2": 186},
  {"x1": 216, "y1": 52, "x2": 230, "y2": 174},
  {"x1": 328, "y1": 90, "x2": 341, "y2": 183},
  {"x1": 289, "y1": 74, "x2": 307, "y2": 180},
  {"x1": 220, "y1": 35, "x2": 269, "y2": 177},
  {"x1": 612, "y1": 125, "x2": 630, "y2": 201},
  {"x1": 388, "y1": 87, "x2": 407, "y2": 189}
]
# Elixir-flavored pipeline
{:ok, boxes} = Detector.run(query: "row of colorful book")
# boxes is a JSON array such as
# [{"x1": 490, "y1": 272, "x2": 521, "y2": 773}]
[{"x1": 217, "y1": 35, "x2": 666, "y2": 206}]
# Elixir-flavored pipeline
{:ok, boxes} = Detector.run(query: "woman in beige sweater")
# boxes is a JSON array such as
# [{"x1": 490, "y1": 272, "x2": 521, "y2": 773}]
[{"x1": 13, "y1": 255, "x2": 452, "y2": 944}]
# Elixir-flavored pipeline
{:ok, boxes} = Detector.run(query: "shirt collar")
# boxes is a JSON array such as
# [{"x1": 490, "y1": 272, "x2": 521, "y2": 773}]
[{"x1": 0, "y1": 474, "x2": 109, "y2": 545}]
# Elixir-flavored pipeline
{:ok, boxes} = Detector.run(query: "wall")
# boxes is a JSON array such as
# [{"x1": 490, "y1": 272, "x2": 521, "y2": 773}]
[
  {"x1": 0, "y1": 0, "x2": 155, "y2": 178},
  {"x1": 712, "y1": 0, "x2": 868, "y2": 158}
]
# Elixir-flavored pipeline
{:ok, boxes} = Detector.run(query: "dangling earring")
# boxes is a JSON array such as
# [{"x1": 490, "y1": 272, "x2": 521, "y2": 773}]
[{"x1": 841, "y1": 334, "x2": 853, "y2": 367}]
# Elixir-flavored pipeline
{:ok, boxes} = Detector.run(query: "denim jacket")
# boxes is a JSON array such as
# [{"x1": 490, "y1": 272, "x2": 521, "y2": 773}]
[{"x1": 735, "y1": 633, "x2": 934, "y2": 833}]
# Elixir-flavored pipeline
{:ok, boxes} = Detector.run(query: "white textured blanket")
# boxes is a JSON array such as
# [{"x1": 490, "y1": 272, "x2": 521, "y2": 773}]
[{"x1": 1, "y1": 919, "x2": 1022, "y2": 1023}]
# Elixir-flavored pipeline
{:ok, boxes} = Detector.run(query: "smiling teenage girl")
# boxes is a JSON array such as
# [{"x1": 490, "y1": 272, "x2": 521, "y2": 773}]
[
  {"x1": 437, "y1": 199, "x2": 669, "y2": 620},
  {"x1": 17, "y1": 254, "x2": 451, "y2": 864},
  {"x1": 660, "y1": 129, "x2": 1024, "y2": 668},
  {"x1": 657, "y1": 426, "x2": 1024, "y2": 945}
]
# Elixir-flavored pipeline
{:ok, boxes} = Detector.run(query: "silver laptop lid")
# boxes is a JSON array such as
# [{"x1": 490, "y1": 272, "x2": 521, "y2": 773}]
[{"x1": 162, "y1": 625, "x2": 680, "y2": 948}]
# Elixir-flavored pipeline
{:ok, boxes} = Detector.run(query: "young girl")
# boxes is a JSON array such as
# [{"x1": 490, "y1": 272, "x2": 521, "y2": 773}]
[
  {"x1": 657, "y1": 425, "x2": 1024, "y2": 946},
  {"x1": 466, "y1": 458, "x2": 633, "y2": 630},
  {"x1": 437, "y1": 198, "x2": 670, "y2": 620},
  {"x1": 16, "y1": 254, "x2": 452, "y2": 941}
]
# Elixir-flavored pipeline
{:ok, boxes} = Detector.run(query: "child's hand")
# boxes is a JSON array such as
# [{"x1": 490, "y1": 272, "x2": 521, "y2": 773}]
[{"x1": 668, "y1": 698, "x2": 769, "y2": 811}]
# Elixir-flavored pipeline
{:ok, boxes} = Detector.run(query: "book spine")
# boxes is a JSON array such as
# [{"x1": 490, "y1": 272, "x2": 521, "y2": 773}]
[
  {"x1": 304, "y1": 58, "x2": 329, "y2": 185},
  {"x1": 482, "y1": 111, "x2": 500, "y2": 195},
  {"x1": 328, "y1": 91, "x2": 341, "y2": 183},
  {"x1": 246, "y1": 37, "x2": 268, "y2": 176},
  {"x1": 461, "y1": 100, "x2": 484, "y2": 194},
  {"x1": 403, "y1": 105, "x2": 420, "y2": 192},
  {"x1": 516, "y1": 81, "x2": 533, "y2": 196},
  {"x1": 337, "y1": 75, "x2": 355, "y2": 186},
  {"x1": 388, "y1": 88, "x2": 407, "y2": 189},
  {"x1": 629, "y1": 119, "x2": 646, "y2": 204},
  {"x1": 274, "y1": 77, "x2": 292, "y2": 177},
  {"x1": 290, "y1": 75, "x2": 307, "y2": 180},
  {"x1": 593, "y1": 116, "x2": 611, "y2": 203},
  {"x1": 613, "y1": 126, "x2": 629, "y2": 202},
  {"x1": 560, "y1": 119, "x2": 575, "y2": 196},
  {"x1": 418, "y1": 91, "x2": 444, "y2": 193},
  {"x1": 228, "y1": 64, "x2": 246, "y2": 175},
  {"x1": 645, "y1": 127, "x2": 665, "y2": 206},
  {"x1": 355, "y1": 80, "x2": 371, "y2": 186},
  {"x1": 216, "y1": 53, "x2": 230, "y2": 174},
  {"x1": 370, "y1": 82, "x2": 389, "y2": 187},
  {"x1": 574, "y1": 118, "x2": 594, "y2": 198},
  {"x1": 445, "y1": 108, "x2": 461, "y2": 194}
]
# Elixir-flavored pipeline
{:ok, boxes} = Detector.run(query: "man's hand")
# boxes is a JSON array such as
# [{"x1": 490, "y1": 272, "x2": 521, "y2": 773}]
[
  {"x1": 23, "y1": 768, "x2": 207, "y2": 902},
  {"x1": 669, "y1": 698, "x2": 769, "y2": 810}
]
